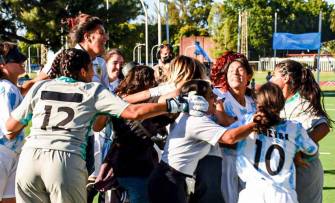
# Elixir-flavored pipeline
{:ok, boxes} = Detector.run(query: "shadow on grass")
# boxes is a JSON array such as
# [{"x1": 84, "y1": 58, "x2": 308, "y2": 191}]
[
  {"x1": 323, "y1": 187, "x2": 335, "y2": 190},
  {"x1": 324, "y1": 169, "x2": 335, "y2": 175},
  {"x1": 322, "y1": 91, "x2": 335, "y2": 97}
]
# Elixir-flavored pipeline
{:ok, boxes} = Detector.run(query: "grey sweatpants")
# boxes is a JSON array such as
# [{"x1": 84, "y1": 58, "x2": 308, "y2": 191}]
[
  {"x1": 296, "y1": 157, "x2": 323, "y2": 203},
  {"x1": 15, "y1": 148, "x2": 88, "y2": 203}
]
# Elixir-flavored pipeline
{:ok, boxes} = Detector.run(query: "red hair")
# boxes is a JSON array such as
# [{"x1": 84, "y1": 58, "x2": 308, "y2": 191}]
[{"x1": 210, "y1": 51, "x2": 249, "y2": 91}]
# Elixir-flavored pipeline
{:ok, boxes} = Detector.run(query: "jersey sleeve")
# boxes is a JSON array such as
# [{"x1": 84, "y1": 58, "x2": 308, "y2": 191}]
[
  {"x1": 10, "y1": 82, "x2": 41, "y2": 125},
  {"x1": 295, "y1": 122, "x2": 318, "y2": 155},
  {"x1": 186, "y1": 116, "x2": 227, "y2": 146},
  {"x1": 94, "y1": 85, "x2": 129, "y2": 118},
  {"x1": 0, "y1": 87, "x2": 14, "y2": 134}
]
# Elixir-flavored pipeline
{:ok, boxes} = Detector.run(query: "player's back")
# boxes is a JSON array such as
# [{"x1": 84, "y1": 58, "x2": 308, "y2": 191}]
[
  {"x1": 236, "y1": 119, "x2": 317, "y2": 192},
  {"x1": 15, "y1": 76, "x2": 127, "y2": 159}
]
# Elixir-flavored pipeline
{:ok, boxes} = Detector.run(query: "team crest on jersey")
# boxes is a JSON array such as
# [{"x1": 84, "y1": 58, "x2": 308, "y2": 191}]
[{"x1": 96, "y1": 64, "x2": 102, "y2": 76}]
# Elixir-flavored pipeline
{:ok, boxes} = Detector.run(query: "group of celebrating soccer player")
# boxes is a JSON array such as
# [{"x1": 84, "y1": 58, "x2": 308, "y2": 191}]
[{"x1": 0, "y1": 13, "x2": 333, "y2": 203}]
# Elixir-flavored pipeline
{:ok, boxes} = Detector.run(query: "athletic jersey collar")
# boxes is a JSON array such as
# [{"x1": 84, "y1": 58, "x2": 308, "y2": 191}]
[
  {"x1": 56, "y1": 76, "x2": 78, "y2": 83},
  {"x1": 285, "y1": 92, "x2": 300, "y2": 104}
]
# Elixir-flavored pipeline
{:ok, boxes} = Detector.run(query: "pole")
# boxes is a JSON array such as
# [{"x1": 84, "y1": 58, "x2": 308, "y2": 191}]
[
  {"x1": 274, "y1": 12, "x2": 277, "y2": 67},
  {"x1": 28, "y1": 46, "x2": 31, "y2": 73},
  {"x1": 36, "y1": 45, "x2": 40, "y2": 65},
  {"x1": 106, "y1": 0, "x2": 110, "y2": 49},
  {"x1": 151, "y1": 44, "x2": 160, "y2": 67},
  {"x1": 140, "y1": 0, "x2": 149, "y2": 65},
  {"x1": 317, "y1": 11, "x2": 322, "y2": 83},
  {"x1": 165, "y1": 0, "x2": 170, "y2": 44},
  {"x1": 157, "y1": 0, "x2": 162, "y2": 45},
  {"x1": 237, "y1": 10, "x2": 241, "y2": 53},
  {"x1": 138, "y1": 45, "x2": 141, "y2": 64},
  {"x1": 133, "y1": 43, "x2": 145, "y2": 62}
]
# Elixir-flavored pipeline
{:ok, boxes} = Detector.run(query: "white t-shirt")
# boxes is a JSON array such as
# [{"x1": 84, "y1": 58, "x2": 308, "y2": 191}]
[
  {"x1": 234, "y1": 114, "x2": 318, "y2": 192},
  {"x1": 42, "y1": 44, "x2": 109, "y2": 88},
  {"x1": 0, "y1": 79, "x2": 24, "y2": 153},
  {"x1": 161, "y1": 113, "x2": 227, "y2": 176},
  {"x1": 11, "y1": 76, "x2": 129, "y2": 159}
]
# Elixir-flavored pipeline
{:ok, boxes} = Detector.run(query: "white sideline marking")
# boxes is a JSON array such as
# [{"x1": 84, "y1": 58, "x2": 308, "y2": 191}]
[{"x1": 320, "y1": 152, "x2": 331, "y2": 155}]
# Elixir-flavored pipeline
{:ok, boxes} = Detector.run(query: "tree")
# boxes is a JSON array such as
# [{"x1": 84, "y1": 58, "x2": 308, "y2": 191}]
[
  {"x1": 1, "y1": 0, "x2": 142, "y2": 52},
  {"x1": 166, "y1": 0, "x2": 213, "y2": 47}
]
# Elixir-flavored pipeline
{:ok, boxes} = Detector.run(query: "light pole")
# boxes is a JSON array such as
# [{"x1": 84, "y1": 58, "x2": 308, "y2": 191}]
[
  {"x1": 106, "y1": 0, "x2": 110, "y2": 49},
  {"x1": 165, "y1": 0, "x2": 170, "y2": 43},
  {"x1": 156, "y1": 0, "x2": 162, "y2": 45},
  {"x1": 140, "y1": 0, "x2": 149, "y2": 65},
  {"x1": 28, "y1": 46, "x2": 32, "y2": 73}
]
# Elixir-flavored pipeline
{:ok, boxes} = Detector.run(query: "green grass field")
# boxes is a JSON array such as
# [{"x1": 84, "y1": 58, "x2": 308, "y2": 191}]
[{"x1": 319, "y1": 96, "x2": 335, "y2": 203}]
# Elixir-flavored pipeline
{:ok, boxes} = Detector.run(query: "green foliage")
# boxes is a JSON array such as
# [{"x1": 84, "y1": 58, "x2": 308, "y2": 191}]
[
  {"x1": 1, "y1": 0, "x2": 142, "y2": 52},
  {"x1": 208, "y1": 0, "x2": 335, "y2": 60},
  {"x1": 167, "y1": 0, "x2": 212, "y2": 47}
]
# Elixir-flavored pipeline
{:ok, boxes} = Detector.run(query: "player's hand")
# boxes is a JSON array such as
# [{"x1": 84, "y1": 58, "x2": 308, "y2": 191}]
[
  {"x1": 294, "y1": 152, "x2": 310, "y2": 169},
  {"x1": 166, "y1": 97, "x2": 187, "y2": 113},
  {"x1": 94, "y1": 162, "x2": 115, "y2": 191}
]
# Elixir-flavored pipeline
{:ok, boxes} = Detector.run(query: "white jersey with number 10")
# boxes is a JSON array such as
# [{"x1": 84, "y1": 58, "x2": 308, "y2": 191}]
[{"x1": 235, "y1": 114, "x2": 317, "y2": 191}]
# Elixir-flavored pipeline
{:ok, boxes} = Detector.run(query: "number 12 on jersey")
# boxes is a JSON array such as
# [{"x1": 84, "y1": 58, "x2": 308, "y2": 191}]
[{"x1": 41, "y1": 105, "x2": 75, "y2": 131}]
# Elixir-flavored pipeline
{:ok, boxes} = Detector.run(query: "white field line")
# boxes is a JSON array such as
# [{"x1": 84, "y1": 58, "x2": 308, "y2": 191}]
[{"x1": 320, "y1": 152, "x2": 332, "y2": 155}]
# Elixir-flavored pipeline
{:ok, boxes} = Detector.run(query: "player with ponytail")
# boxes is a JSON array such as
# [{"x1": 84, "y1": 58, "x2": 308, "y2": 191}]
[{"x1": 271, "y1": 59, "x2": 334, "y2": 203}]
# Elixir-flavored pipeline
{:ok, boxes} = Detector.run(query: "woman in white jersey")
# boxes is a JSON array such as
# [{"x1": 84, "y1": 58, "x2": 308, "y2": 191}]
[
  {"x1": 270, "y1": 60, "x2": 334, "y2": 203},
  {"x1": 5, "y1": 48, "x2": 202, "y2": 203},
  {"x1": 147, "y1": 79, "x2": 261, "y2": 203},
  {"x1": 210, "y1": 51, "x2": 256, "y2": 203},
  {"x1": 235, "y1": 82, "x2": 318, "y2": 203},
  {"x1": 0, "y1": 42, "x2": 27, "y2": 203}
]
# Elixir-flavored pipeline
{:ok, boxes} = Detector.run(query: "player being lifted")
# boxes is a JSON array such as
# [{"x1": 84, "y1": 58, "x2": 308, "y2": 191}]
[
  {"x1": 5, "y1": 48, "x2": 207, "y2": 203},
  {"x1": 235, "y1": 82, "x2": 318, "y2": 203}
]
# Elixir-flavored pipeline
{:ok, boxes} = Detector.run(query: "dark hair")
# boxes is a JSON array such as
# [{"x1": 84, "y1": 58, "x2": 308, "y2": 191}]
[
  {"x1": 180, "y1": 79, "x2": 212, "y2": 99},
  {"x1": 115, "y1": 65, "x2": 157, "y2": 96},
  {"x1": 254, "y1": 82, "x2": 285, "y2": 132},
  {"x1": 275, "y1": 59, "x2": 333, "y2": 127},
  {"x1": 49, "y1": 48, "x2": 91, "y2": 81},
  {"x1": 156, "y1": 43, "x2": 174, "y2": 60},
  {"x1": 0, "y1": 42, "x2": 15, "y2": 78},
  {"x1": 0, "y1": 42, "x2": 27, "y2": 78},
  {"x1": 211, "y1": 51, "x2": 254, "y2": 97},
  {"x1": 69, "y1": 16, "x2": 104, "y2": 44}
]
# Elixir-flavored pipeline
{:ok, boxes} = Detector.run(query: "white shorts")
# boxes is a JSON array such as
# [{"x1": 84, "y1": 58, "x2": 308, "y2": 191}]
[
  {"x1": 0, "y1": 145, "x2": 19, "y2": 200},
  {"x1": 238, "y1": 180, "x2": 298, "y2": 203}
]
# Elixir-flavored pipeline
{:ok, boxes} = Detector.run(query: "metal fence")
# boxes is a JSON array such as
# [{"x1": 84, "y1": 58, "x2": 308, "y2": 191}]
[{"x1": 249, "y1": 57, "x2": 335, "y2": 72}]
